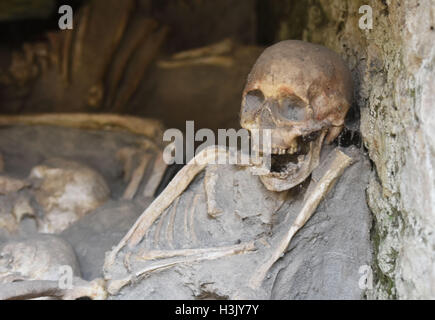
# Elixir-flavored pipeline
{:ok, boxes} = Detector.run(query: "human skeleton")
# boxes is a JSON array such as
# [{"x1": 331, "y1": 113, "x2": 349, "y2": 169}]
[
  {"x1": 0, "y1": 37, "x2": 367, "y2": 299},
  {"x1": 101, "y1": 40, "x2": 357, "y2": 299}
]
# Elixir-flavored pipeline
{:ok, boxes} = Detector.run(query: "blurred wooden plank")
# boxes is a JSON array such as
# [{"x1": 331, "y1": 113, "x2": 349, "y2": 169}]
[{"x1": 0, "y1": 0, "x2": 56, "y2": 21}]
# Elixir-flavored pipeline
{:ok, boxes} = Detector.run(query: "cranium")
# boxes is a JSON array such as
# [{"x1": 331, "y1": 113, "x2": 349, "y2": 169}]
[
  {"x1": 241, "y1": 40, "x2": 353, "y2": 191},
  {"x1": 0, "y1": 235, "x2": 81, "y2": 284},
  {"x1": 29, "y1": 158, "x2": 110, "y2": 233},
  {"x1": 0, "y1": 235, "x2": 108, "y2": 300}
]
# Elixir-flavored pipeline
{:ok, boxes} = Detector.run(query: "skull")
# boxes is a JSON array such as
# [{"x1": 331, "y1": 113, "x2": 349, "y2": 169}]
[
  {"x1": 0, "y1": 235, "x2": 81, "y2": 283},
  {"x1": 29, "y1": 158, "x2": 110, "y2": 233},
  {"x1": 241, "y1": 40, "x2": 353, "y2": 191}
]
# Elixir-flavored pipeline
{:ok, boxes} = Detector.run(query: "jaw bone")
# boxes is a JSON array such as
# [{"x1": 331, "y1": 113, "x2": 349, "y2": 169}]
[{"x1": 255, "y1": 130, "x2": 327, "y2": 192}]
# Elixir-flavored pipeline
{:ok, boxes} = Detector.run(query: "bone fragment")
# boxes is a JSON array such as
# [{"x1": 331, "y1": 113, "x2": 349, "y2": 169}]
[
  {"x1": 71, "y1": 4, "x2": 91, "y2": 73},
  {"x1": 0, "y1": 113, "x2": 164, "y2": 143},
  {"x1": 158, "y1": 56, "x2": 234, "y2": 69},
  {"x1": 326, "y1": 125, "x2": 344, "y2": 144},
  {"x1": 183, "y1": 192, "x2": 195, "y2": 239},
  {"x1": 105, "y1": 18, "x2": 157, "y2": 108},
  {"x1": 166, "y1": 197, "x2": 180, "y2": 248},
  {"x1": 0, "y1": 176, "x2": 29, "y2": 195},
  {"x1": 122, "y1": 153, "x2": 152, "y2": 200},
  {"x1": 136, "y1": 242, "x2": 257, "y2": 261},
  {"x1": 107, "y1": 241, "x2": 256, "y2": 295},
  {"x1": 158, "y1": 36, "x2": 233, "y2": 70},
  {"x1": 87, "y1": 0, "x2": 135, "y2": 108},
  {"x1": 204, "y1": 166, "x2": 223, "y2": 217},
  {"x1": 171, "y1": 38, "x2": 233, "y2": 60},
  {"x1": 143, "y1": 152, "x2": 167, "y2": 198},
  {"x1": 112, "y1": 26, "x2": 168, "y2": 112},
  {"x1": 0, "y1": 278, "x2": 106, "y2": 300},
  {"x1": 249, "y1": 148, "x2": 353, "y2": 289},
  {"x1": 188, "y1": 194, "x2": 201, "y2": 245},
  {"x1": 13, "y1": 196, "x2": 35, "y2": 222}
]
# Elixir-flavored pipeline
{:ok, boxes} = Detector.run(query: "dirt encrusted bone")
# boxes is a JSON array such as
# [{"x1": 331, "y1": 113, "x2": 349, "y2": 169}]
[{"x1": 103, "y1": 146, "x2": 372, "y2": 299}]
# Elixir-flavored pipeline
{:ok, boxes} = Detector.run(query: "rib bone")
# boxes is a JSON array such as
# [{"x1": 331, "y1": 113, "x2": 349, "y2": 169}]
[
  {"x1": 104, "y1": 146, "x2": 231, "y2": 269},
  {"x1": 137, "y1": 241, "x2": 256, "y2": 261},
  {"x1": 107, "y1": 241, "x2": 256, "y2": 295}
]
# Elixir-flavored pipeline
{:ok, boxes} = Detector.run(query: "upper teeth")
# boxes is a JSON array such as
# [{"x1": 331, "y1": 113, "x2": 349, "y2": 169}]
[
  {"x1": 287, "y1": 146, "x2": 298, "y2": 154},
  {"x1": 271, "y1": 146, "x2": 298, "y2": 155},
  {"x1": 272, "y1": 148, "x2": 286, "y2": 154}
]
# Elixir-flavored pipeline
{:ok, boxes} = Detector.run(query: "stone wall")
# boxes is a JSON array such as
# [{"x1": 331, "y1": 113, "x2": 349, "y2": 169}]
[{"x1": 274, "y1": 0, "x2": 434, "y2": 299}]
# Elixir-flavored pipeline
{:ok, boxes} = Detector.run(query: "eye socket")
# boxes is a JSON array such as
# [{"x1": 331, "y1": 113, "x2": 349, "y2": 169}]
[
  {"x1": 244, "y1": 89, "x2": 265, "y2": 112},
  {"x1": 280, "y1": 95, "x2": 307, "y2": 121}
]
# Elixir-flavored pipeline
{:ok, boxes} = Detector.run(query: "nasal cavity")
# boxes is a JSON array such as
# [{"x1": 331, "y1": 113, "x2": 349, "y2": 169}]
[{"x1": 258, "y1": 107, "x2": 276, "y2": 128}]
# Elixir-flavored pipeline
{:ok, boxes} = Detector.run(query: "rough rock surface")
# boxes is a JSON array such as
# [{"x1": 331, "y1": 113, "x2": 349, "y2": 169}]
[{"x1": 273, "y1": 0, "x2": 435, "y2": 299}]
